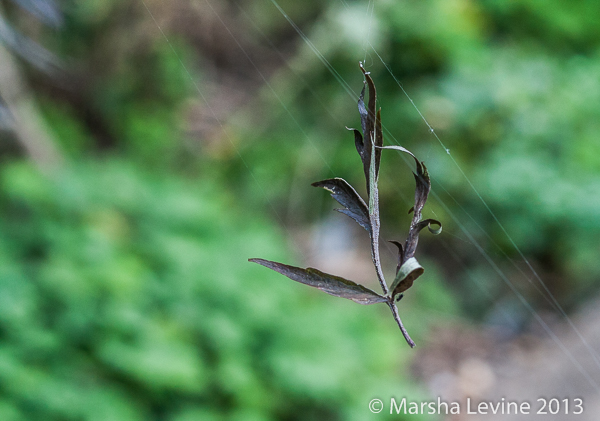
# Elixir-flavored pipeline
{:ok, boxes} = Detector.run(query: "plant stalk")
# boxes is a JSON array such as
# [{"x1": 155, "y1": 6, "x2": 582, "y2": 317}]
[{"x1": 388, "y1": 299, "x2": 415, "y2": 348}]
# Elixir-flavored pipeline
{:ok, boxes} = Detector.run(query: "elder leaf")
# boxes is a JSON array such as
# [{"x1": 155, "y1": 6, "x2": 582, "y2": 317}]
[
  {"x1": 312, "y1": 178, "x2": 370, "y2": 233},
  {"x1": 249, "y1": 258, "x2": 387, "y2": 305}
]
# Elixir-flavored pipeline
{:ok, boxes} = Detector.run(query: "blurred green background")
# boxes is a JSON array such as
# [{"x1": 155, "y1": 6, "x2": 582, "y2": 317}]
[{"x1": 1, "y1": 0, "x2": 600, "y2": 419}]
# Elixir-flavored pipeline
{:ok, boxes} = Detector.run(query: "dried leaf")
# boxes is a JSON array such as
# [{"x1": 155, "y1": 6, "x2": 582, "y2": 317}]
[
  {"x1": 375, "y1": 107, "x2": 383, "y2": 171},
  {"x1": 404, "y1": 161, "x2": 434, "y2": 259},
  {"x1": 378, "y1": 145, "x2": 440, "y2": 261},
  {"x1": 249, "y1": 258, "x2": 387, "y2": 305},
  {"x1": 415, "y1": 218, "x2": 443, "y2": 235},
  {"x1": 412, "y1": 162, "x2": 431, "y2": 218},
  {"x1": 348, "y1": 127, "x2": 367, "y2": 169},
  {"x1": 389, "y1": 257, "x2": 425, "y2": 298},
  {"x1": 389, "y1": 240, "x2": 404, "y2": 274},
  {"x1": 352, "y1": 64, "x2": 389, "y2": 295},
  {"x1": 357, "y1": 63, "x2": 383, "y2": 193},
  {"x1": 377, "y1": 145, "x2": 429, "y2": 210},
  {"x1": 357, "y1": 86, "x2": 372, "y2": 192},
  {"x1": 358, "y1": 84, "x2": 368, "y2": 136},
  {"x1": 250, "y1": 64, "x2": 443, "y2": 349},
  {"x1": 378, "y1": 145, "x2": 422, "y2": 174},
  {"x1": 312, "y1": 178, "x2": 370, "y2": 233}
]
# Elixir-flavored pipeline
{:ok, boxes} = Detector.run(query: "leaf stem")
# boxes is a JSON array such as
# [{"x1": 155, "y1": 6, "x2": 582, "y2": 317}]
[
  {"x1": 388, "y1": 300, "x2": 415, "y2": 348},
  {"x1": 368, "y1": 129, "x2": 388, "y2": 295},
  {"x1": 370, "y1": 219, "x2": 388, "y2": 295}
]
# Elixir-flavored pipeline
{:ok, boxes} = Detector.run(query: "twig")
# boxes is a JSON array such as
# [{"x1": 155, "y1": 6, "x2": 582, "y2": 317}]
[{"x1": 388, "y1": 299, "x2": 415, "y2": 348}]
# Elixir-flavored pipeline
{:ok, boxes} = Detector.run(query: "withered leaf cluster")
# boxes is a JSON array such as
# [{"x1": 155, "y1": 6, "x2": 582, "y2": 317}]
[{"x1": 250, "y1": 63, "x2": 441, "y2": 348}]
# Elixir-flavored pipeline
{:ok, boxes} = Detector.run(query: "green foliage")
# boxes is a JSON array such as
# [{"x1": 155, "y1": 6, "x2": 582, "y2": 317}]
[
  {"x1": 0, "y1": 160, "x2": 442, "y2": 420},
  {"x1": 38, "y1": 100, "x2": 91, "y2": 157}
]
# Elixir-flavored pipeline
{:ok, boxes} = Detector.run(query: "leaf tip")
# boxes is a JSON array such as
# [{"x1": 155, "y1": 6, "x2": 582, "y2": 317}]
[
  {"x1": 429, "y1": 222, "x2": 442, "y2": 235},
  {"x1": 249, "y1": 258, "x2": 269, "y2": 266}
]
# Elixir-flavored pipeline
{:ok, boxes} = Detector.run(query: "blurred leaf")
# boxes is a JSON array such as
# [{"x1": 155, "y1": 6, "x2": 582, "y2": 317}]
[
  {"x1": 11, "y1": 0, "x2": 62, "y2": 27},
  {"x1": 0, "y1": 13, "x2": 59, "y2": 72}
]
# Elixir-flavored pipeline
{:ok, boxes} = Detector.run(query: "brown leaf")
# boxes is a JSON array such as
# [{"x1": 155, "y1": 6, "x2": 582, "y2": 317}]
[
  {"x1": 415, "y1": 218, "x2": 443, "y2": 235},
  {"x1": 378, "y1": 145, "x2": 440, "y2": 261},
  {"x1": 312, "y1": 178, "x2": 371, "y2": 233},
  {"x1": 249, "y1": 258, "x2": 387, "y2": 305},
  {"x1": 412, "y1": 162, "x2": 431, "y2": 219},
  {"x1": 357, "y1": 63, "x2": 382, "y2": 193},
  {"x1": 389, "y1": 240, "x2": 404, "y2": 274},
  {"x1": 348, "y1": 126, "x2": 370, "y2": 187},
  {"x1": 375, "y1": 107, "x2": 383, "y2": 174},
  {"x1": 378, "y1": 145, "x2": 422, "y2": 174},
  {"x1": 389, "y1": 257, "x2": 425, "y2": 298}
]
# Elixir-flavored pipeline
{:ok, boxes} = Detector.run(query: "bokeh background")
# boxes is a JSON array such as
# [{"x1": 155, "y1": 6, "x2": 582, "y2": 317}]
[{"x1": 1, "y1": 0, "x2": 600, "y2": 419}]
